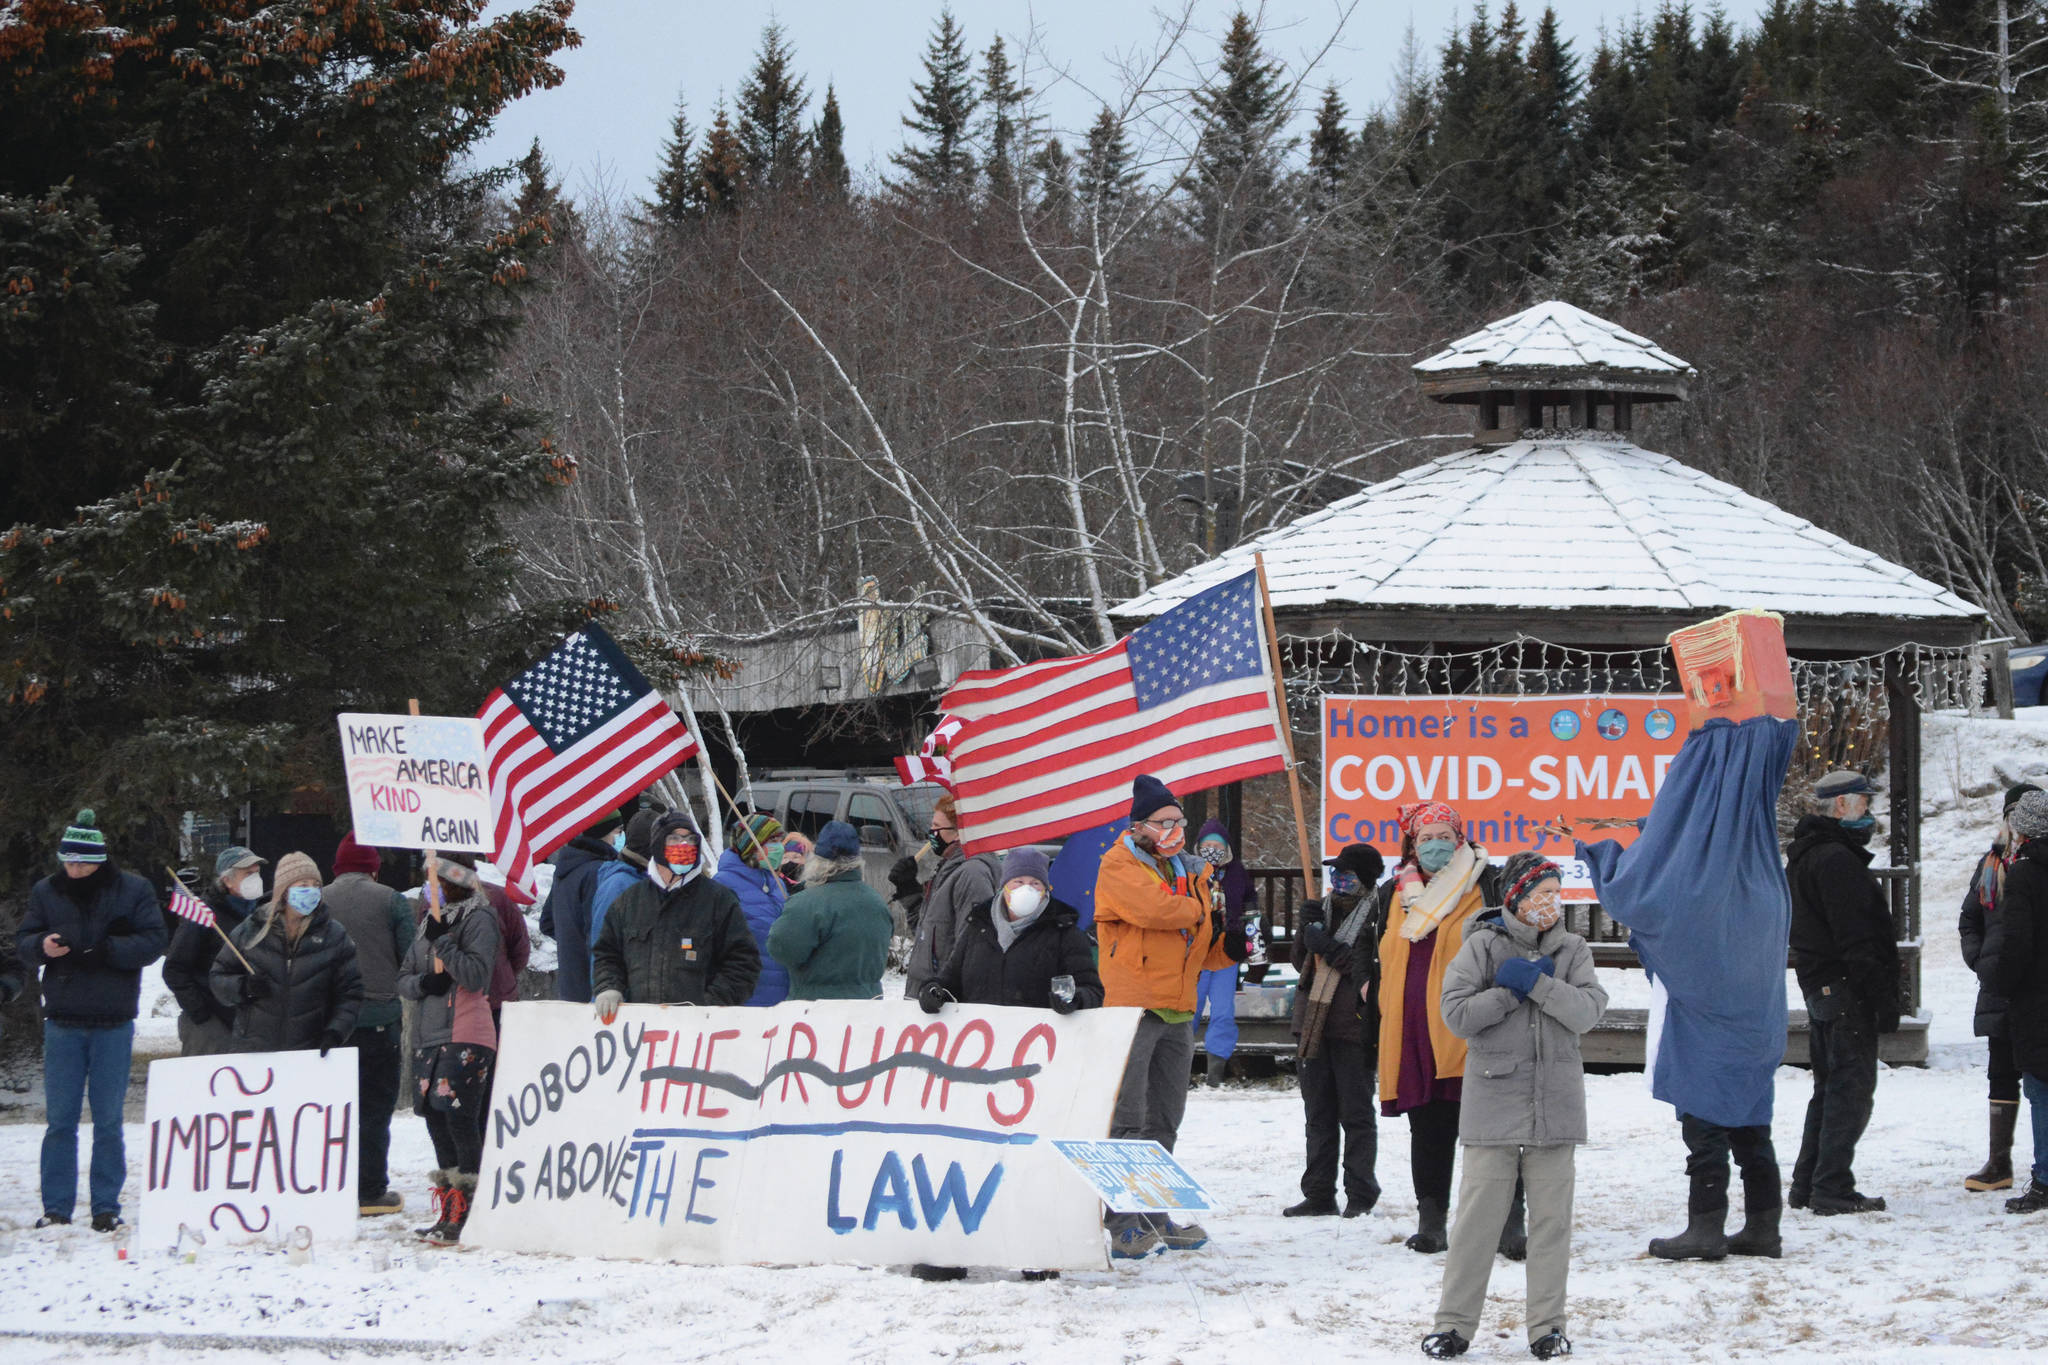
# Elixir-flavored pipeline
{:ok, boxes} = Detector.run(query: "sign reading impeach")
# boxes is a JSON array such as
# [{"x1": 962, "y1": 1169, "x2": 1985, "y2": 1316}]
[{"x1": 463, "y1": 1001, "x2": 1140, "y2": 1269}]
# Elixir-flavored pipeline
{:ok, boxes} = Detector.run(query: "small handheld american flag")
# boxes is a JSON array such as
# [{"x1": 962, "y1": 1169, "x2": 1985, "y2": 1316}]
[{"x1": 166, "y1": 881, "x2": 215, "y2": 929}]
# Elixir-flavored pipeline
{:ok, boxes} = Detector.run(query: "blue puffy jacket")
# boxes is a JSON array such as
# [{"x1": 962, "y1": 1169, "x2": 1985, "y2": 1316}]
[
  {"x1": 714, "y1": 849, "x2": 789, "y2": 1006},
  {"x1": 540, "y1": 835, "x2": 617, "y2": 1003}
]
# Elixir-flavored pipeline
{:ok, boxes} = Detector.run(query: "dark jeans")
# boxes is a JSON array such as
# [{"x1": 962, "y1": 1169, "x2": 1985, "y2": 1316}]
[
  {"x1": 41, "y1": 1021, "x2": 134, "y2": 1218},
  {"x1": 1792, "y1": 993, "x2": 1879, "y2": 1202},
  {"x1": 352, "y1": 1021, "x2": 402, "y2": 1198},
  {"x1": 1679, "y1": 1112, "x2": 1781, "y2": 1213},
  {"x1": 1407, "y1": 1098, "x2": 1461, "y2": 1206},
  {"x1": 1988, "y1": 1032, "x2": 2021, "y2": 1104},
  {"x1": 2024, "y1": 1073, "x2": 2048, "y2": 1185},
  {"x1": 1298, "y1": 1033, "x2": 1380, "y2": 1207}
]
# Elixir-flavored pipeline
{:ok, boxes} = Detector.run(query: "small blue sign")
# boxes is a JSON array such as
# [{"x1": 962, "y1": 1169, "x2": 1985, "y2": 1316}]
[
  {"x1": 1596, "y1": 708, "x2": 1629, "y2": 740},
  {"x1": 1549, "y1": 710, "x2": 1581, "y2": 741},
  {"x1": 1051, "y1": 1139, "x2": 1213, "y2": 1213},
  {"x1": 1645, "y1": 708, "x2": 1677, "y2": 741}
]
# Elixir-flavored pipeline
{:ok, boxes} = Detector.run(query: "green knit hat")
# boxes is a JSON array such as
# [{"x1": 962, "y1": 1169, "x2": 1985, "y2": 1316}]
[{"x1": 60, "y1": 809, "x2": 107, "y2": 864}]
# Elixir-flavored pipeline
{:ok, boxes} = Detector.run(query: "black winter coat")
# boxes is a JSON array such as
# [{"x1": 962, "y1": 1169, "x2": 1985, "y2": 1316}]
[
  {"x1": 934, "y1": 899, "x2": 1104, "y2": 1011},
  {"x1": 209, "y1": 903, "x2": 366, "y2": 1053},
  {"x1": 162, "y1": 888, "x2": 255, "y2": 1026},
  {"x1": 1993, "y1": 841, "x2": 2048, "y2": 1077},
  {"x1": 542, "y1": 835, "x2": 617, "y2": 1004},
  {"x1": 592, "y1": 871, "x2": 760, "y2": 1007},
  {"x1": 1959, "y1": 847, "x2": 2012, "y2": 1038},
  {"x1": 1290, "y1": 893, "x2": 1372, "y2": 1044},
  {"x1": 16, "y1": 862, "x2": 169, "y2": 1026},
  {"x1": 1787, "y1": 815, "x2": 1900, "y2": 1018}
]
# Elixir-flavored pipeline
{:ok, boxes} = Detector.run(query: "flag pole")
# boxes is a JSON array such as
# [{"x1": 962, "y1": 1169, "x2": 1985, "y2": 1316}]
[
  {"x1": 707, "y1": 769, "x2": 778, "y2": 872},
  {"x1": 1254, "y1": 553, "x2": 1319, "y2": 901},
  {"x1": 166, "y1": 865, "x2": 255, "y2": 974}
]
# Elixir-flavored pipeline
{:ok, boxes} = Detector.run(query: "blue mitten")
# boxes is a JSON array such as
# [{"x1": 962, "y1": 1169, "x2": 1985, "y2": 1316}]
[
  {"x1": 1495, "y1": 956, "x2": 1542, "y2": 999},
  {"x1": 1536, "y1": 955, "x2": 1556, "y2": 978}
]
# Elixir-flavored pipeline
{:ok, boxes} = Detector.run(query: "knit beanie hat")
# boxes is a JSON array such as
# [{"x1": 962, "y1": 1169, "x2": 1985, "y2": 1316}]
[
  {"x1": 624, "y1": 805, "x2": 667, "y2": 858},
  {"x1": 2006, "y1": 783, "x2": 2043, "y2": 814},
  {"x1": 1499, "y1": 851, "x2": 1563, "y2": 910},
  {"x1": 272, "y1": 851, "x2": 321, "y2": 892},
  {"x1": 733, "y1": 812, "x2": 785, "y2": 852},
  {"x1": 332, "y1": 833, "x2": 382, "y2": 877},
  {"x1": 1129, "y1": 773, "x2": 1178, "y2": 823},
  {"x1": 1000, "y1": 847, "x2": 1052, "y2": 886},
  {"x1": 814, "y1": 820, "x2": 862, "y2": 860},
  {"x1": 2012, "y1": 790, "x2": 2048, "y2": 841},
  {"x1": 59, "y1": 809, "x2": 107, "y2": 863}
]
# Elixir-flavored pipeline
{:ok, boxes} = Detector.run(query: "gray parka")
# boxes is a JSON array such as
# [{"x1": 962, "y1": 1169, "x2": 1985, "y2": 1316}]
[{"x1": 1438, "y1": 909, "x2": 1608, "y2": 1146}]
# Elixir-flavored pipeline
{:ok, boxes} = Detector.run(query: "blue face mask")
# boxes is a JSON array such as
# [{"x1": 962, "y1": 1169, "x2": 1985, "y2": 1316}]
[
  {"x1": 285, "y1": 885, "x2": 321, "y2": 914},
  {"x1": 1330, "y1": 871, "x2": 1364, "y2": 899},
  {"x1": 1840, "y1": 815, "x2": 1876, "y2": 831},
  {"x1": 1416, "y1": 838, "x2": 1457, "y2": 874},
  {"x1": 611, "y1": 829, "x2": 627, "y2": 852}
]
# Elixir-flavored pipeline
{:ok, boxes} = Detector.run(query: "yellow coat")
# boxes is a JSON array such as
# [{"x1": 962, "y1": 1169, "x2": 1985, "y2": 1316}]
[{"x1": 1376, "y1": 875, "x2": 1490, "y2": 1101}]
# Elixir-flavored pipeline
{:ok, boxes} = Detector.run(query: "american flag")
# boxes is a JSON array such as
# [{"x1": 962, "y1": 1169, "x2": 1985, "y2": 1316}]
[
  {"x1": 479, "y1": 624, "x2": 699, "y2": 893},
  {"x1": 894, "y1": 714, "x2": 963, "y2": 789},
  {"x1": 167, "y1": 882, "x2": 215, "y2": 929},
  {"x1": 942, "y1": 571, "x2": 1288, "y2": 853}
]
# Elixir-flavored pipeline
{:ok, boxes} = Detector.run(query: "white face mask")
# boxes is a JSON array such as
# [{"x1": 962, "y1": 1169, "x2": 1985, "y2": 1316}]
[
  {"x1": 236, "y1": 873, "x2": 264, "y2": 901},
  {"x1": 1004, "y1": 884, "x2": 1046, "y2": 919}
]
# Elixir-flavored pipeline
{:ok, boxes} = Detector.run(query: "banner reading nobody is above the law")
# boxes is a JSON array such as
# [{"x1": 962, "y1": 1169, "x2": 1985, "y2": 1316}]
[{"x1": 1321, "y1": 694, "x2": 1687, "y2": 895}]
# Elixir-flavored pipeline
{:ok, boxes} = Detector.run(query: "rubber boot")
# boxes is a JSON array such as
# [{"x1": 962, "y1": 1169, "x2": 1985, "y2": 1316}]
[
  {"x1": 429, "y1": 1174, "x2": 475, "y2": 1245},
  {"x1": 1406, "y1": 1197, "x2": 1449, "y2": 1253},
  {"x1": 413, "y1": 1170, "x2": 449, "y2": 1238},
  {"x1": 1727, "y1": 1204, "x2": 1782, "y2": 1258},
  {"x1": 1966, "y1": 1101, "x2": 2019, "y2": 1192},
  {"x1": 1648, "y1": 1205, "x2": 1728, "y2": 1261},
  {"x1": 1498, "y1": 1180, "x2": 1527, "y2": 1261},
  {"x1": 1206, "y1": 1053, "x2": 1230, "y2": 1088}
]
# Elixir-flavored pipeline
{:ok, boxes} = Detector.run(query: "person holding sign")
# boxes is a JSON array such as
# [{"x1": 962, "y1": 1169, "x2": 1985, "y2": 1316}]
[
  {"x1": 1423, "y1": 854, "x2": 1607, "y2": 1362},
  {"x1": 590, "y1": 811, "x2": 760, "y2": 1019},
  {"x1": 208, "y1": 852, "x2": 365, "y2": 1057},
  {"x1": 398, "y1": 853, "x2": 502, "y2": 1244}
]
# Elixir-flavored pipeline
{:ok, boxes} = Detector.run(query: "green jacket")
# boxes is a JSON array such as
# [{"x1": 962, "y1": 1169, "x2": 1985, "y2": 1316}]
[{"x1": 767, "y1": 869, "x2": 893, "y2": 1001}]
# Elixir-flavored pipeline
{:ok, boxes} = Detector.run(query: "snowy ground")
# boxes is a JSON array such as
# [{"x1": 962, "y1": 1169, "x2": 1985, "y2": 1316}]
[{"x1": 4, "y1": 715, "x2": 2048, "y2": 1361}]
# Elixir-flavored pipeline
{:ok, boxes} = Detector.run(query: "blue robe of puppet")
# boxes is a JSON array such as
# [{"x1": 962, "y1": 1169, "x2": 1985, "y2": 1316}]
[{"x1": 1577, "y1": 715, "x2": 1799, "y2": 1129}]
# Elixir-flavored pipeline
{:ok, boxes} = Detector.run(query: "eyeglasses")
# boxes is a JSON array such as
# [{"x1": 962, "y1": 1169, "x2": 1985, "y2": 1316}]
[{"x1": 1142, "y1": 818, "x2": 1189, "y2": 831}]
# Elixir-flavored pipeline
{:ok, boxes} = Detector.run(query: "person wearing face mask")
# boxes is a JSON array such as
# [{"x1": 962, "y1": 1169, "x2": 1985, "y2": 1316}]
[
  {"x1": 162, "y1": 846, "x2": 267, "y2": 1057},
  {"x1": 904, "y1": 795, "x2": 1004, "y2": 1000},
  {"x1": 769, "y1": 821, "x2": 894, "y2": 1000},
  {"x1": 1957, "y1": 783, "x2": 2039, "y2": 1194},
  {"x1": 1373, "y1": 802, "x2": 1502, "y2": 1255},
  {"x1": 591, "y1": 811, "x2": 760, "y2": 1020},
  {"x1": 1784, "y1": 769, "x2": 1898, "y2": 1218},
  {"x1": 589, "y1": 803, "x2": 667, "y2": 977},
  {"x1": 1191, "y1": 820, "x2": 1252, "y2": 1088},
  {"x1": 1094, "y1": 774, "x2": 1250, "y2": 1259},
  {"x1": 1287, "y1": 842, "x2": 1387, "y2": 1219},
  {"x1": 1423, "y1": 854, "x2": 1606, "y2": 1362},
  {"x1": 715, "y1": 812, "x2": 792, "y2": 1006},
  {"x1": 209, "y1": 852, "x2": 365, "y2": 1057},
  {"x1": 537, "y1": 805, "x2": 629, "y2": 1005},
  {"x1": 777, "y1": 832, "x2": 813, "y2": 894}
]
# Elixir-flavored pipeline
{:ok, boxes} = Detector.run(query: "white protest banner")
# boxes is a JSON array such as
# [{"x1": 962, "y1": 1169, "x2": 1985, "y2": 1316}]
[
  {"x1": 464, "y1": 1000, "x2": 1141, "y2": 1269},
  {"x1": 1052, "y1": 1139, "x2": 1214, "y2": 1213},
  {"x1": 337, "y1": 710, "x2": 492, "y2": 852},
  {"x1": 137, "y1": 1050, "x2": 359, "y2": 1253}
]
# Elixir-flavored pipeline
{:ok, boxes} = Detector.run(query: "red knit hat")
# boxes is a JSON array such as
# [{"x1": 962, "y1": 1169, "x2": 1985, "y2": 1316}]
[{"x1": 332, "y1": 833, "x2": 382, "y2": 878}]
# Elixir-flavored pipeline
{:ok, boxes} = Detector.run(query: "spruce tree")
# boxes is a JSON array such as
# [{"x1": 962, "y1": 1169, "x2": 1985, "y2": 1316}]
[
  {"x1": 0, "y1": 0, "x2": 579, "y2": 886},
  {"x1": 1078, "y1": 106, "x2": 1138, "y2": 213},
  {"x1": 891, "y1": 7, "x2": 982, "y2": 202},
  {"x1": 738, "y1": 19, "x2": 811, "y2": 194},
  {"x1": 513, "y1": 138, "x2": 577, "y2": 243},
  {"x1": 697, "y1": 101, "x2": 748, "y2": 213},
  {"x1": 1031, "y1": 137, "x2": 1076, "y2": 223},
  {"x1": 812, "y1": 84, "x2": 852, "y2": 199},
  {"x1": 981, "y1": 35, "x2": 1032, "y2": 207},
  {"x1": 651, "y1": 94, "x2": 702, "y2": 226},
  {"x1": 1307, "y1": 85, "x2": 1352, "y2": 213},
  {"x1": 1190, "y1": 11, "x2": 1290, "y2": 250}
]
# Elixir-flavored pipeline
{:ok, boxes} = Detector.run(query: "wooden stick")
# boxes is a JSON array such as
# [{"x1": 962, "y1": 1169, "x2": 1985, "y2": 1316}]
[
  {"x1": 707, "y1": 769, "x2": 780, "y2": 871},
  {"x1": 1254, "y1": 553, "x2": 1320, "y2": 901},
  {"x1": 411, "y1": 698, "x2": 446, "y2": 974},
  {"x1": 167, "y1": 865, "x2": 256, "y2": 974}
]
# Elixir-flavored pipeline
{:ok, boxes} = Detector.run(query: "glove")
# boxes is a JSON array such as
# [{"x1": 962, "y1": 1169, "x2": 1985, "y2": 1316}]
[
  {"x1": 1322, "y1": 944, "x2": 1356, "y2": 978},
  {"x1": 421, "y1": 915, "x2": 449, "y2": 942},
  {"x1": 317, "y1": 1030, "x2": 345, "y2": 1058},
  {"x1": 1495, "y1": 956, "x2": 1543, "y2": 999},
  {"x1": 1209, "y1": 908, "x2": 1228, "y2": 942},
  {"x1": 1221, "y1": 930, "x2": 1251, "y2": 964},
  {"x1": 1050, "y1": 989, "x2": 1078, "y2": 1015},
  {"x1": 593, "y1": 989, "x2": 624, "y2": 1024},
  {"x1": 240, "y1": 974, "x2": 273, "y2": 1003},
  {"x1": 918, "y1": 983, "x2": 949, "y2": 1015},
  {"x1": 418, "y1": 970, "x2": 454, "y2": 997},
  {"x1": 1879, "y1": 1003, "x2": 1902, "y2": 1035},
  {"x1": 1298, "y1": 922, "x2": 1335, "y2": 957}
]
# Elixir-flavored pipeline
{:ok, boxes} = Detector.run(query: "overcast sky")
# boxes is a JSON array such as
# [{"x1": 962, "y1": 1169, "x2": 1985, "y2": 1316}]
[{"x1": 481, "y1": 2, "x2": 1773, "y2": 200}]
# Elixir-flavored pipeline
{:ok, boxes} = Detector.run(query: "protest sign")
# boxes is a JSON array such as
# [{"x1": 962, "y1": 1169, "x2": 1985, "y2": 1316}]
[
  {"x1": 1052, "y1": 1139, "x2": 1213, "y2": 1214},
  {"x1": 137, "y1": 1050, "x2": 359, "y2": 1253},
  {"x1": 463, "y1": 1000, "x2": 1141, "y2": 1269},
  {"x1": 337, "y1": 711, "x2": 492, "y2": 852},
  {"x1": 1321, "y1": 694, "x2": 1687, "y2": 897}
]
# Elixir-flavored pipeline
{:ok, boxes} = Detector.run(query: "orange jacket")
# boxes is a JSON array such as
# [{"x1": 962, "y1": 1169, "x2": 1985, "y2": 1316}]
[{"x1": 1094, "y1": 837, "x2": 1232, "y2": 1012}]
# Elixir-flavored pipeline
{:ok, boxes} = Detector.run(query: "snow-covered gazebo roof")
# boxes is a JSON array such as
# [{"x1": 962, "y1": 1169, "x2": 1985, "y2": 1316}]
[
  {"x1": 1116, "y1": 434, "x2": 1985, "y2": 649},
  {"x1": 1414, "y1": 300, "x2": 1695, "y2": 404}
]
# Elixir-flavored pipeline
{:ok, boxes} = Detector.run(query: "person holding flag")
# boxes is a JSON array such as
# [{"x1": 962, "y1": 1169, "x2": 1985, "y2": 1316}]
[
  {"x1": 161, "y1": 847, "x2": 265, "y2": 1057},
  {"x1": 1095, "y1": 774, "x2": 1250, "y2": 1259}
]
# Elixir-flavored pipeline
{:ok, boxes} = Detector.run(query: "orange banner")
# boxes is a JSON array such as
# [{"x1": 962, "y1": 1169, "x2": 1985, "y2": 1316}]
[{"x1": 1319, "y1": 694, "x2": 1688, "y2": 898}]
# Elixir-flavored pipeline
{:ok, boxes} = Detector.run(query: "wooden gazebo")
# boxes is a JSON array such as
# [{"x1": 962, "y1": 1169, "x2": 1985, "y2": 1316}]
[{"x1": 1115, "y1": 301, "x2": 1992, "y2": 1065}]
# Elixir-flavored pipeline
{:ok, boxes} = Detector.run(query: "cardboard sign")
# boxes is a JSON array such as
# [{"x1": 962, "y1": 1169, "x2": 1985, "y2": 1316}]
[
  {"x1": 1052, "y1": 1139, "x2": 1214, "y2": 1213},
  {"x1": 463, "y1": 1000, "x2": 1141, "y2": 1269},
  {"x1": 1320, "y1": 694, "x2": 1687, "y2": 898},
  {"x1": 137, "y1": 1050, "x2": 359, "y2": 1252},
  {"x1": 337, "y1": 711, "x2": 492, "y2": 852}
]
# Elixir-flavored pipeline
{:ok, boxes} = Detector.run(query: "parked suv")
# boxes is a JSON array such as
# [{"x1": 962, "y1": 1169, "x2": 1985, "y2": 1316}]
[{"x1": 747, "y1": 771, "x2": 946, "y2": 897}]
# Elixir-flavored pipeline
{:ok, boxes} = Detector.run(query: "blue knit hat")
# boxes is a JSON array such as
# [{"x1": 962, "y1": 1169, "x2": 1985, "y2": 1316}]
[
  {"x1": 1129, "y1": 773, "x2": 1179, "y2": 824},
  {"x1": 59, "y1": 809, "x2": 107, "y2": 864},
  {"x1": 814, "y1": 820, "x2": 862, "y2": 860}
]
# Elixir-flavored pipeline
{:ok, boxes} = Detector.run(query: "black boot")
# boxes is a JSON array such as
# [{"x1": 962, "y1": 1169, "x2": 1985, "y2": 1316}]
[
  {"x1": 1727, "y1": 1204, "x2": 1782, "y2": 1258},
  {"x1": 1420, "y1": 1330, "x2": 1469, "y2": 1358},
  {"x1": 1648, "y1": 1205, "x2": 1728, "y2": 1261},
  {"x1": 1966, "y1": 1102, "x2": 2019, "y2": 1192},
  {"x1": 2005, "y1": 1178, "x2": 2048, "y2": 1214},
  {"x1": 1284, "y1": 1195, "x2": 1340, "y2": 1217},
  {"x1": 1406, "y1": 1197, "x2": 1449, "y2": 1253},
  {"x1": 1498, "y1": 1181, "x2": 1527, "y2": 1261},
  {"x1": 1206, "y1": 1053, "x2": 1230, "y2": 1088}
]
